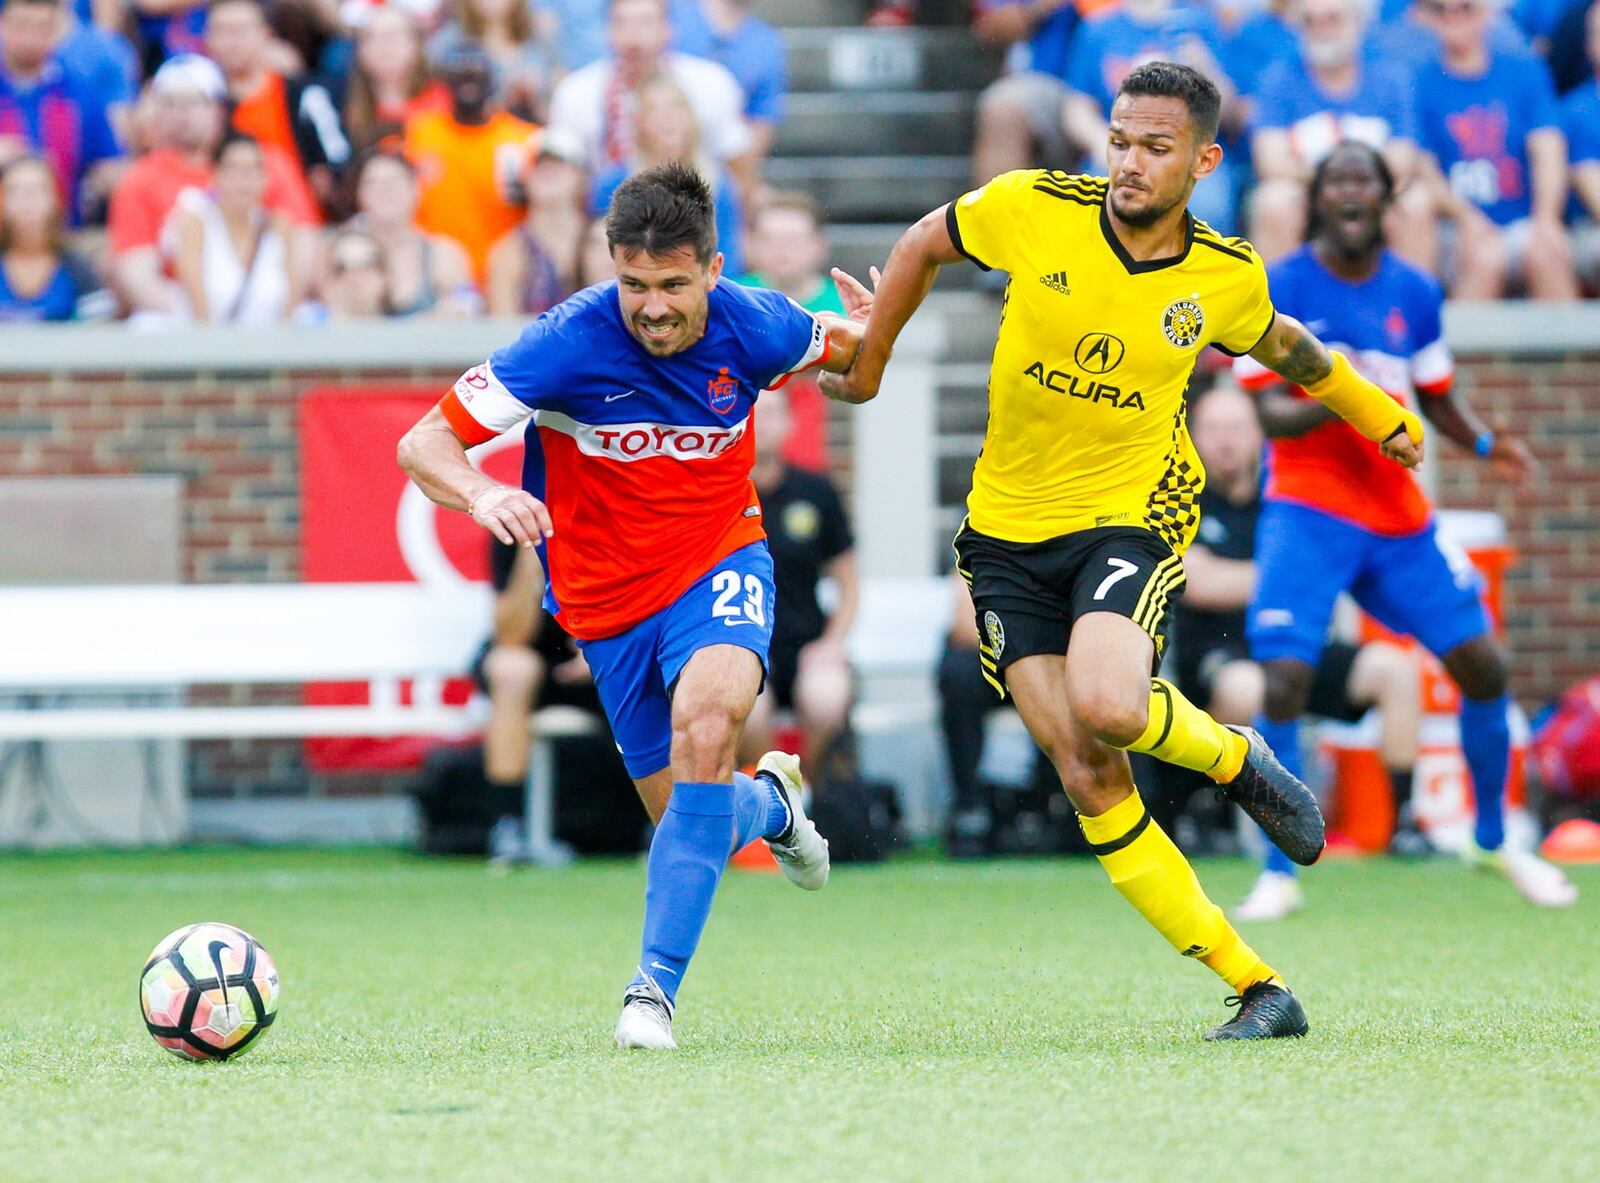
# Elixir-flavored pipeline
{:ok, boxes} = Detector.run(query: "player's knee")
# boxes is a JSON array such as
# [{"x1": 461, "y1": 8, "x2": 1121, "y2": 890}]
[
  {"x1": 483, "y1": 645, "x2": 542, "y2": 701},
  {"x1": 1446, "y1": 639, "x2": 1509, "y2": 701},
  {"x1": 671, "y1": 701, "x2": 743, "y2": 768},
  {"x1": 1261, "y1": 660, "x2": 1313, "y2": 723},
  {"x1": 1068, "y1": 685, "x2": 1147, "y2": 748}
]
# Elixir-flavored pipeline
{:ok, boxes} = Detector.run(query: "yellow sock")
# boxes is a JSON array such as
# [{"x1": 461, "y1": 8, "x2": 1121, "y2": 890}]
[
  {"x1": 1122, "y1": 677, "x2": 1247, "y2": 782},
  {"x1": 1080, "y1": 790, "x2": 1279, "y2": 993}
]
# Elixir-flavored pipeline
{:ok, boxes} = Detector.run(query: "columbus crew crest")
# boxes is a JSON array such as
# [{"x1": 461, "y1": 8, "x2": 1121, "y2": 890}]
[
  {"x1": 1161, "y1": 299, "x2": 1204, "y2": 348},
  {"x1": 983, "y1": 610, "x2": 1005, "y2": 658}
]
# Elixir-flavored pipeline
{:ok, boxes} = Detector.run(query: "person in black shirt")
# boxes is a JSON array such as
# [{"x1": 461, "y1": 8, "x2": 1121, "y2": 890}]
[
  {"x1": 1177, "y1": 381, "x2": 1423, "y2": 920},
  {"x1": 739, "y1": 387, "x2": 858, "y2": 767}
]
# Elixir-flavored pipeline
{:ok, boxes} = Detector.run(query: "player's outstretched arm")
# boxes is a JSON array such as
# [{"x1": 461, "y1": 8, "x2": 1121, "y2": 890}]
[
  {"x1": 1249, "y1": 313, "x2": 1425, "y2": 468},
  {"x1": 398, "y1": 406, "x2": 553, "y2": 548},
  {"x1": 1418, "y1": 392, "x2": 1537, "y2": 485},
  {"x1": 822, "y1": 204, "x2": 963, "y2": 404}
]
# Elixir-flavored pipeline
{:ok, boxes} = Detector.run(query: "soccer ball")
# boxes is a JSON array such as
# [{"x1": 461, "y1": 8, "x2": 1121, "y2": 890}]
[{"x1": 139, "y1": 922, "x2": 280, "y2": 1061}]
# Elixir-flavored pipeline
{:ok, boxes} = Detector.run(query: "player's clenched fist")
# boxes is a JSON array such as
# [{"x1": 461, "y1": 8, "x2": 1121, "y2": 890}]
[
  {"x1": 469, "y1": 486, "x2": 554, "y2": 548},
  {"x1": 1379, "y1": 418, "x2": 1425, "y2": 469}
]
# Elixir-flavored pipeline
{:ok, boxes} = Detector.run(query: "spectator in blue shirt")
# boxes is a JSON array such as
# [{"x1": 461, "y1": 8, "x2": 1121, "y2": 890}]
[
  {"x1": 1063, "y1": 0, "x2": 1246, "y2": 231},
  {"x1": 0, "y1": 154, "x2": 108, "y2": 319},
  {"x1": 1413, "y1": 0, "x2": 1577, "y2": 297},
  {"x1": 545, "y1": 0, "x2": 609, "y2": 71},
  {"x1": 1249, "y1": 0, "x2": 1422, "y2": 262},
  {"x1": 969, "y1": 0, "x2": 1095, "y2": 186},
  {"x1": 671, "y1": 1, "x2": 785, "y2": 161},
  {"x1": 1560, "y1": 1, "x2": 1600, "y2": 288},
  {"x1": 1217, "y1": 0, "x2": 1301, "y2": 98},
  {"x1": 0, "y1": 0, "x2": 122, "y2": 224}
]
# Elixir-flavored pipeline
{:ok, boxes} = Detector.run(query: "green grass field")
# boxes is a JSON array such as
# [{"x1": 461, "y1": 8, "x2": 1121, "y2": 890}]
[{"x1": 3, "y1": 849, "x2": 1598, "y2": 1182}]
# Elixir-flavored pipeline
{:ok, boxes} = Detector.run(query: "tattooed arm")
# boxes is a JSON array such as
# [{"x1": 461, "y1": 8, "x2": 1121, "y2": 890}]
[{"x1": 1247, "y1": 313, "x2": 1424, "y2": 469}]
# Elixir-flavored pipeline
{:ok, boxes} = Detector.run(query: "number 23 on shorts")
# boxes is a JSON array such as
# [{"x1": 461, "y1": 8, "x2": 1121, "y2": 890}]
[{"x1": 711, "y1": 569, "x2": 767, "y2": 628}]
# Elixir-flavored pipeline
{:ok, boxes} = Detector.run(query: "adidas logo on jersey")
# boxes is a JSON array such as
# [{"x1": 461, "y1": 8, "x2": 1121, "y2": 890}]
[{"x1": 1038, "y1": 270, "x2": 1071, "y2": 295}]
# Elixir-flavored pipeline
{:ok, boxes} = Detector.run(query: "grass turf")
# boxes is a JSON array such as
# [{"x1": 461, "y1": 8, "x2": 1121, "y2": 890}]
[{"x1": 3, "y1": 848, "x2": 1597, "y2": 1182}]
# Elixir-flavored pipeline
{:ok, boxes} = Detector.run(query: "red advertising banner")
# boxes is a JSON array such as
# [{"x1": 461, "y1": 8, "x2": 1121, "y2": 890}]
[{"x1": 298, "y1": 387, "x2": 523, "y2": 770}]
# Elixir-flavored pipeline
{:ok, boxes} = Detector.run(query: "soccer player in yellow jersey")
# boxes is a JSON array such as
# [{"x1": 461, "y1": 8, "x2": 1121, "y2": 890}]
[{"x1": 827, "y1": 62, "x2": 1426, "y2": 1040}]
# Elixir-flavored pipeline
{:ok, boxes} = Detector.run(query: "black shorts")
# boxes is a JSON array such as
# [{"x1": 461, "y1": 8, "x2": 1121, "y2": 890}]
[
  {"x1": 953, "y1": 521, "x2": 1184, "y2": 698},
  {"x1": 1176, "y1": 638, "x2": 1366, "y2": 723},
  {"x1": 767, "y1": 638, "x2": 804, "y2": 711}
]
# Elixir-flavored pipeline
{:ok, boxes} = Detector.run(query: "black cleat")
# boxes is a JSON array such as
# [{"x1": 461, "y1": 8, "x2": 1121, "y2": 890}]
[
  {"x1": 1217, "y1": 726, "x2": 1326, "y2": 865},
  {"x1": 1203, "y1": 981, "x2": 1309, "y2": 1042}
]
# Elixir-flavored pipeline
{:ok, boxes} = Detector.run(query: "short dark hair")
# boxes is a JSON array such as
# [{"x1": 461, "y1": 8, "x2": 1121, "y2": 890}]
[
  {"x1": 1117, "y1": 61, "x2": 1221, "y2": 145},
  {"x1": 1305, "y1": 140, "x2": 1395, "y2": 241},
  {"x1": 605, "y1": 161, "x2": 717, "y2": 265}
]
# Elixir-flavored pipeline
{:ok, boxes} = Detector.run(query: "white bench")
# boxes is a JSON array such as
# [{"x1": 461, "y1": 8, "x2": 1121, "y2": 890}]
[
  {"x1": 0, "y1": 575, "x2": 957, "y2": 852},
  {"x1": 0, "y1": 583, "x2": 595, "y2": 862}
]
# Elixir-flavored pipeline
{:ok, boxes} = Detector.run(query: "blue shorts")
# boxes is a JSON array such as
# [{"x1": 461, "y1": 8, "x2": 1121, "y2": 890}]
[
  {"x1": 1247, "y1": 500, "x2": 1492, "y2": 667},
  {"x1": 577, "y1": 542, "x2": 775, "y2": 779}
]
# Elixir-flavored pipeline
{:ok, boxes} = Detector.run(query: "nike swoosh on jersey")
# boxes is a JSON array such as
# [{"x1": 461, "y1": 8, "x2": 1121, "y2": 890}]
[{"x1": 604, "y1": 390, "x2": 638, "y2": 403}]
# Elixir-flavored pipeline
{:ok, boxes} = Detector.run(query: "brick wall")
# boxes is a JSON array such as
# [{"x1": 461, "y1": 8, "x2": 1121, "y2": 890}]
[
  {"x1": 1437, "y1": 351, "x2": 1600, "y2": 707},
  {"x1": 1, "y1": 353, "x2": 1594, "y2": 792}
]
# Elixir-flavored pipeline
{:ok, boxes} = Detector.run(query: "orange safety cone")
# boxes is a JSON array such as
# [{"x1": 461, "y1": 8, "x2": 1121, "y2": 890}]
[{"x1": 1540, "y1": 817, "x2": 1600, "y2": 864}]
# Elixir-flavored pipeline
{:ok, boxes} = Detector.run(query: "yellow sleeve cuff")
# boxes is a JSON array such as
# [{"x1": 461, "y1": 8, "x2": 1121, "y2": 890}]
[{"x1": 1304, "y1": 351, "x2": 1424, "y2": 445}]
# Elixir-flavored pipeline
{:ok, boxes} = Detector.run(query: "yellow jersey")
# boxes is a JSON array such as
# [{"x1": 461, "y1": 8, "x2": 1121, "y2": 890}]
[{"x1": 947, "y1": 170, "x2": 1276, "y2": 551}]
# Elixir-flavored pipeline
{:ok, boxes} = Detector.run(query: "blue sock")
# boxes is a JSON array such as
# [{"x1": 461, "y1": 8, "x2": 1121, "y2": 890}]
[
  {"x1": 633, "y1": 782, "x2": 733, "y2": 1005},
  {"x1": 1253, "y1": 714, "x2": 1303, "y2": 878},
  {"x1": 1460, "y1": 695, "x2": 1512, "y2": 851},
  {"x1": 731, "y1": 770, "x2": 789, "y2": 852}
]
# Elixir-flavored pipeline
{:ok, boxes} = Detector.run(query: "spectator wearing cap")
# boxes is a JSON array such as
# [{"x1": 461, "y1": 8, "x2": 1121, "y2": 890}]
[
  {"x1": 345, "y1": 146, "x2": 479, "y2": 316},
  {"x1": 968, "y1": 1, "x2": 1094, "y2": 187},
  {"x1": 486, "y1": 126, "x2": 586, "y2": 316},
  {"x1": 1413, "y1": 0, "x2": 1578, "y2": 298},
  {"x1": 402, "y1": 47, "x2": 536, "y2": 282},
  {"x1": 587, "y1": 68, "x2": 743, "y2": 272},
  {"x1": 1248, "y1": 0, "x2": 1423, "y2": 263},
  {"x1": 206, "y1": 0, "x2": 346, "y2": 215},
  {"x1": 296, "y1": 226, "x2": 390, "y2": 322},
  {"x1": 340, "y1": 3, "x2": 448, "y2": 157},
  {"x1": 429, "y1": 0, "x2": 558, "y2": 123},
  {"x1": 1560, "y1": 0, "x2": 1600, "y2": 290},
  {"x1": 107, "y1": 54, "x2": 318, "y2": 317},
  {"x1": 0, "y1": 153, "x2": 108, "y2": 319},
  {"x1": 736, "y1": 191, "x2": 841, "y2": 473},
  {"x1": 546, "y1": 0, "x2": 753, "y2": 198},
  {"x1": 170, "y1": 130, "x2": 299, "y2": 323},
  {"x1": 0, "y1": 0, "x2": 122, "y2": 223},
  {"x1": 669, "y1": 0, "x2": 785, "y2": 161}
]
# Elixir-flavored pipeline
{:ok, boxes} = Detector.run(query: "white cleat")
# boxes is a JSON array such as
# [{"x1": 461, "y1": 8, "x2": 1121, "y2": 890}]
[
  {"x1": 613, "y1": 971, "x2": 676, "y2": 1050},
  {"x1": 757, "y1": 750, "x2": 830, "y2": 891},
  {"x1": 1233, "y1": 871, "x2": 1305, "y2": 922},
  {"x1": 1464, "y1": 839, "x2": 1579, "y2": 908}
]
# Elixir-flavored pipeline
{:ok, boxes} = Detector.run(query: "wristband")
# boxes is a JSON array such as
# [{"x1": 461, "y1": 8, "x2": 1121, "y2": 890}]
[{"x1": 1474, "y1": 431, "x2": 1496, "y2": 458}]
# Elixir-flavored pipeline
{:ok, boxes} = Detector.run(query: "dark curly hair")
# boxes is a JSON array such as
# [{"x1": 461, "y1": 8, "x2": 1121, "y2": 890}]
[{"x1": 605, "y1": 161, "x2": 718, "y2": 266}]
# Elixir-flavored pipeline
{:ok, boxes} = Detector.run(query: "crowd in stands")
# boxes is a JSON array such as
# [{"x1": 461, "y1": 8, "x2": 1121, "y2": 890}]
[
  {"x1": 0, "y1": 0, "x2": 786, "y2": 322},
  {"x1": 970, "y1": 0, "x2": 1600, "y2": 297},
  {"x1": 2, "y1": 0, "x2": 1598, "y2": 323}
]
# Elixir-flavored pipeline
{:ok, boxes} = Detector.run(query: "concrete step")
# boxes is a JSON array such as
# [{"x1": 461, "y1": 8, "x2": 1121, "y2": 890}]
[
  {"x1": 827, "y1": 223, "x2": 982, "y2": 291},
  {"x1": 783, "y1": 27, "x2": 1005, "y2": 93},
  {"x1": 753, "y1": 0, "x2": 974, "y2": 29},
  {"x1": 766, "y1": 154, "x2": 968, "y2": 222},
  {"x1": 774, "y1": 91, "x2": 975, "y2": 157}
]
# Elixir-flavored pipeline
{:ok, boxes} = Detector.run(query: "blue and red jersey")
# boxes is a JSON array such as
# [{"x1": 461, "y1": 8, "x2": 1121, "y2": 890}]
[
  {"x1": 1234, "y1": 247, "x2": 1454, "y2": 538},
  {"x1": 0, "y1": 62, "x2": 120, "y2": 224},
  {"x1": 441, "y1": 279, "x2": 828, "y2": 639}
]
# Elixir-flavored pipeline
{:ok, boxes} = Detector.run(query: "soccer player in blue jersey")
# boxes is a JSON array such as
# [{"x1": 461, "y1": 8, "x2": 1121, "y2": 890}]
[
  {"x1": 400, "y1": 163, "x2": 874, "y2": 1048},
  {"x1": 1234, "y1": 141, "x2": 1577, "y2": 916}
]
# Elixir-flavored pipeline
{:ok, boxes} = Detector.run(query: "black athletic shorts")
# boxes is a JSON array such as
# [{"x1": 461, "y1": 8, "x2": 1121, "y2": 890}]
[
  {"x1": 1176, "y1": 638, "x2": 1366, "y2": 723},
  {"x1": 953, "y1": 520, "x2": 1184, "y2": 699}
]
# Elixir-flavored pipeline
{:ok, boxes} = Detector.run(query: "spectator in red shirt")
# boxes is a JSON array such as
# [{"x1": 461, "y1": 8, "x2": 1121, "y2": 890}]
[
  {"x1": 107, "y1": 53, "x2": 318, "y2": 318},
  {"x1": 341, "y1": 4, "x2": 448, "y2": 157},
  {"x1": 205, "y1": 0, "x2": 346, "y2": 213}
]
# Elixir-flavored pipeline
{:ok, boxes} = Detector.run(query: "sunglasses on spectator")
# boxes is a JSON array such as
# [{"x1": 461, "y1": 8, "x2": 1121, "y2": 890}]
[
  {"x1": 332, "y1": 255, "x2": 383, "y2": 275},
  {"x1": 1419, "y1": 0, "x2": 1481, "y2": 15}
]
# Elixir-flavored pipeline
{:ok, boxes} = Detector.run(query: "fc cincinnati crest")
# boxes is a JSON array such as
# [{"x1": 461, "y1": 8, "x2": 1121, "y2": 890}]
[
  {"x1": 707, "y1": 366, "x2": 739, "y2": 414},
  {"x1": 1161, "y1": 299, "x2": 1205, "y2": 348},
  {"x1": 983, "y1": 611, "x2": 1005, "y2": 658}
]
